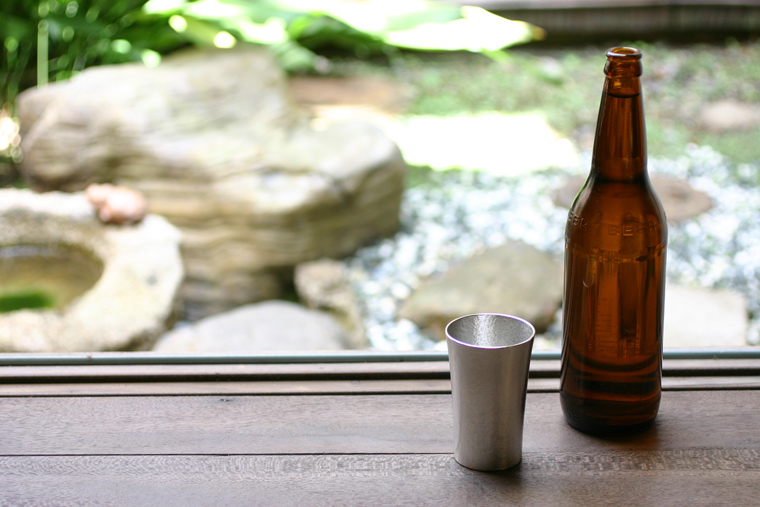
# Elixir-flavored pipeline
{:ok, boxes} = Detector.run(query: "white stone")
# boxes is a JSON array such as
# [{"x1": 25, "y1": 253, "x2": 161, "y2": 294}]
[
  {"x1": 153, "y1": 301, "x2": 350, "y2": 353},
  {"x1": 664, "y1": 284, "x2": 749, "y2": 349}
]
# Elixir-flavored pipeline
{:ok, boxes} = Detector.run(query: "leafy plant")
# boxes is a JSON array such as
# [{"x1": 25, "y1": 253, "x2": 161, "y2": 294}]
[
  {"x1": 1, "y1": 0, "x2": 185, "y2": 111},
  {"x1": 1, "y1": 0, "x2": 540, "y2": 173},
  {"x1": 147, "y1": 0, "x2": 543, "y2": 72},
  {"x1": 2, "y1": 0, "x2": 541, "y2": 111}
]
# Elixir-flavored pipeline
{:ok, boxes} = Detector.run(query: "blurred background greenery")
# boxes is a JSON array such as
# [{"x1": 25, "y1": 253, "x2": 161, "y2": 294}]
[
  {"x1": 0, "y1": 0, "x2": 539, "y2": 110},
  {"x1": 3, "y1": 1, "x2": 760, "y2": 177},
  {"x1": 1, "y1": 0, "x2": 540, "y2": 177}
]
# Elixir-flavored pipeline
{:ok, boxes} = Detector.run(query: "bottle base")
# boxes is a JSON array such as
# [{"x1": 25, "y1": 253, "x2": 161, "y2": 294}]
[{"x1": 560, "y1": 391, "x2": 659, "y2": 436}]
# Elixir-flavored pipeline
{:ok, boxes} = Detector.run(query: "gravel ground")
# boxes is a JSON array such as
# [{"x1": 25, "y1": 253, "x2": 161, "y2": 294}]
[{"x1": 343, "y1": 144, "x2": 760, "y2": 351}]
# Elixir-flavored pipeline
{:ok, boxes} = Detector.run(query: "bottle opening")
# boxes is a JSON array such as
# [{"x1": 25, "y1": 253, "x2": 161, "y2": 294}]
[
  {"x1": 607, "y1": 47, "x2": 642, "y2": 59},
  {"x1": 604, "y1": 47, "x2": 643, "y2": 80}
]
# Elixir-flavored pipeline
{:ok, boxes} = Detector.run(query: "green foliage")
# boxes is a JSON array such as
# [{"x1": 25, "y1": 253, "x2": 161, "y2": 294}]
[
  {"x1": 149, "y1": 0, "x2": 541, "y2": 72},
  {"x1": 1, "y1": 0, "x2": 184, "y2": 110},
  {"x1": 2, "y1": 0, "x2": 540, "y2": 111}
]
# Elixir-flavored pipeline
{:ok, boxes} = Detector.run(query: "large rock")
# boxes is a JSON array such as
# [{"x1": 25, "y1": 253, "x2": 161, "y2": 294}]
[
  {"x1": 153, "y1": 301, "x2": 350, "y2": 353},
  {"x1": 17, "y1": 47, "x2": 406, "y2": 319},
  {"x1": 294, "y1": 258, "x2": 367, "y2": 349},
  {"x1": 0, "y1": 189, "x2": 183, "y2": 352},
  {"x1": 398, "y1": 242, "x2": 563, "y2": 340}
]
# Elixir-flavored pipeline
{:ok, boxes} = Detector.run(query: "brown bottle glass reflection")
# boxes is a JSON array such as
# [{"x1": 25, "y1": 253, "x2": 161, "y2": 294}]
[{"x1": 560, "y1": 47, "x2": 668, "y2": 434}]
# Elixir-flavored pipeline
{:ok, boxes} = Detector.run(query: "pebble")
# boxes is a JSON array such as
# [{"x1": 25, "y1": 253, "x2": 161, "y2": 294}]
[{"x1": 85, "y1": 183, "x2": 148, "y2": 225}]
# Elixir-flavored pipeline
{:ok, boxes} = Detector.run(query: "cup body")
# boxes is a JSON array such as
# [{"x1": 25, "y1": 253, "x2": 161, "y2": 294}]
[{"x1": 446, "y1": 313, "x2": 535, "y2": 471}]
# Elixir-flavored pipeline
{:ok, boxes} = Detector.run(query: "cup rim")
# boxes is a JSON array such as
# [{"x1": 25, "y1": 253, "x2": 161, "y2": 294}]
[{"x1": 445, "y1": 312, "x2": 536, "y2": 350}]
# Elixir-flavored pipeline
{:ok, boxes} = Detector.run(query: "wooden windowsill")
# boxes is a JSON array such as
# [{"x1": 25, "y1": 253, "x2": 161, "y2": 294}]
[{"x1": 1, "y1": 354, "x2": 759, "y2": 505}]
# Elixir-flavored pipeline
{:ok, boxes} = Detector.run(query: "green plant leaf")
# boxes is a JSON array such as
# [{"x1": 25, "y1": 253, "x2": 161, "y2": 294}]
[
  {"x1": 382, "y1": 6, "x2": 539, "y2": 52},
  {"x1": 227, "y1": 17, "x2": 289, "y2": 45},
  {"x1": 273, "y1": 0, "x2": 460, "y2": 34},
  {"x1": 177, "y1": 16, "x2": 228, "y2": 46},
  {"x1": 178, "y1": 0, "x2": 296, "y2": 24}
]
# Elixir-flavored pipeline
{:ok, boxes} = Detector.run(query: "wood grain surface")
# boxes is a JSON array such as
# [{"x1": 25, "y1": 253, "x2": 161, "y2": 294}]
[
  {"x1": 1, "y1": 451, "x2": 758, "y2": 507},
  {"x1": 2, "y1": 391, "x2": 759, "y2": 455},
  {"x1": 1, "y1": 359, "x2": 759, "y2": 506}
]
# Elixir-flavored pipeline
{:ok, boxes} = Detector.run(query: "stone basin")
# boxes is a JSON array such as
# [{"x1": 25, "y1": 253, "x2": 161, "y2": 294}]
[
  {"x1": 0, "y1": 189, "x2": 183, "y2": 352},
  {"x1": 0, "y1": 243, "x2": 104, "y2": 313}
]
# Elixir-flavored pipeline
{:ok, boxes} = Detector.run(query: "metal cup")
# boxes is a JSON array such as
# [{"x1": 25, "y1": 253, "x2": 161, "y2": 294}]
[{"x1": 446, "y1": 313, "x2": 535, "y2": 471}]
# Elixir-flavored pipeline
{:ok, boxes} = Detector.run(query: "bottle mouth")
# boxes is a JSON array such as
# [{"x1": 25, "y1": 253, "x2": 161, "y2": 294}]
[
  {"x1": 607, "y1": 47, "x2": 642, "y2": 59},
  {"x1": 604, "y1": 47, "x2": 643, "y2": 79}
]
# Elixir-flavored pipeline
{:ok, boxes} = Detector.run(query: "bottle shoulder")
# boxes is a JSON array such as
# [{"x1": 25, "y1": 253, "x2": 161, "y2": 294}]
[{"x1": 570, "y1": 178, "x2": 666, "y2": 219}]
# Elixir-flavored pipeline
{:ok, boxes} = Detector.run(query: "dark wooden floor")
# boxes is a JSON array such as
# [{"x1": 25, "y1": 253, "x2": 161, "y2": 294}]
[{"x1": 1, "y1": 357, "x2": 759, "y2": 505}]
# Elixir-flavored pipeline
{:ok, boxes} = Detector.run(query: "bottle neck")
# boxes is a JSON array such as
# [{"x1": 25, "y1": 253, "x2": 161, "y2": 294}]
[{"x1": 591, "y1": 48, "x2": 647, "y2": 181}]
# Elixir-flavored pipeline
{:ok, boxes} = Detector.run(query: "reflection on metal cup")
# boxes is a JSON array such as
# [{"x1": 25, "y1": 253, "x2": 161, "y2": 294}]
[{"x1": 446, "y1": 313, "x2": 535, "y2": 471}]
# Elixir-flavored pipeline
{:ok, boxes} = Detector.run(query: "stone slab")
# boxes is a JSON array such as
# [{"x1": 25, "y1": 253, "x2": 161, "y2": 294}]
[{"x1": 153, "y1": 301, "x2": 350, "y2": 353}]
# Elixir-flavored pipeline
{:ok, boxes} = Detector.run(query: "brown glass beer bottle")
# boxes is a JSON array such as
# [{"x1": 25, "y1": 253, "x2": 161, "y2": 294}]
[{"x1": 560, "y1": 47, "x2": 667, "y2": 434}]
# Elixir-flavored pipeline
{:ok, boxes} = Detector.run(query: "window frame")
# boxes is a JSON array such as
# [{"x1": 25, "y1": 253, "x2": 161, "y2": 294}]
[{"x1": 2, "y1": 349, "x2": 759, "y2": 387}]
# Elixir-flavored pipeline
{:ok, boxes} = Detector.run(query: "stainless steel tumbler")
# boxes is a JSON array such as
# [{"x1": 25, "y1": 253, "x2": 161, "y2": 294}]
[{"x1": 446, "y1": 313, "x2": 535, "y2": 471}]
